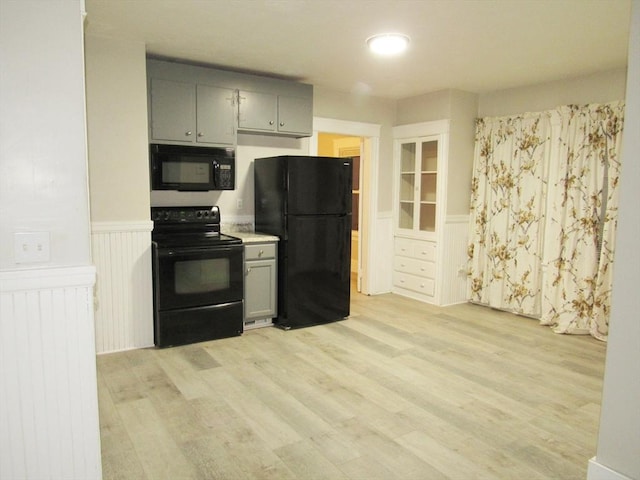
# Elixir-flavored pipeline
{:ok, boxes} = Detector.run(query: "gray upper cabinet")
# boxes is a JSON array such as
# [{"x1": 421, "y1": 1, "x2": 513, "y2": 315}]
[
  {"x1": 238, "y1": 90, "x2": 313, "y2": 137},
  {"x1": 149, "y1": 78, "x2": 235, "y2": 146},
  {"x1": 147, "y1": 59, "x2": 313, "y2": 142},
  {"x1": 278, "y1": 94, "x2": 313, "y2": 136},
  {"x1": 237, "y1": 91, "x2": 277, "y2": 132}
]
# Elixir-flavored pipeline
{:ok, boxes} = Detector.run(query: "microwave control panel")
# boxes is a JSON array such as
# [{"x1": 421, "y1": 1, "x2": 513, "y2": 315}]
[{"x1": 217, "y1": 164, "x2": 233, "y2": 189}]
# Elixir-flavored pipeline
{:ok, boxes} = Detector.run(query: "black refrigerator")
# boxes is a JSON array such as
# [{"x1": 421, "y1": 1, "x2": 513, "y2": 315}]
[{"x1": 254, "y1": 155, "x2": 352, "y2": 330}]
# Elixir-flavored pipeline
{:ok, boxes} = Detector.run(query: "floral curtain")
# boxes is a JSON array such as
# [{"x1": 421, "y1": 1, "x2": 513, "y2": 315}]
[
  {"x1": 540, "y1": 103, "x2": 625, "y2": 340},
  {"x1": 467, "y1": 102, "x2": 624, "y2": 340},
  {"x1": 467, "y1": 114, "x2": 550, "y2": 316}
]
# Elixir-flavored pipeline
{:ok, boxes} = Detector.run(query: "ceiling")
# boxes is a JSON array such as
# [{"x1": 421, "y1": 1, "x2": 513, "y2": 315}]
[{"x1": 84, "y1": 0, "x2": 632, "y2": 100}]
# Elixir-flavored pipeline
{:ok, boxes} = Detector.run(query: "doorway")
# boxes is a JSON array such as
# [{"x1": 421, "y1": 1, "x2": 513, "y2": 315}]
[
  {"x1": 317, "y1": 134, "x2": 362, "y2": 290},
  {"x1": 311, "y1": 117, "x2": 381, "y2": 296}
]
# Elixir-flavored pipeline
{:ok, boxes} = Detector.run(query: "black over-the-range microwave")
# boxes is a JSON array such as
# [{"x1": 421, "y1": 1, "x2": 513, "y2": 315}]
[{"x1": 150, "y1": 143, "x2": 235, "y2": 191}]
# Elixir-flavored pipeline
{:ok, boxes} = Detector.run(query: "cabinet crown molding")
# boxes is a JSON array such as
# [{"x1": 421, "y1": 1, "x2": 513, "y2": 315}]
[{"x1": 393, "y1": 119, "x2": 450, "y2": 138}]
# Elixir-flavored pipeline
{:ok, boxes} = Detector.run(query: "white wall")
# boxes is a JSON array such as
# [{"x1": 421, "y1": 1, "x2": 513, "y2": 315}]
[
  {"x1": 478, "y1": 68, "x2": 627, "y2": 118},
  {"x1": 313, "y1": 86, "x2": 396, "y2": 214},
  {"x1": 0, "y1": 1, "x2": 101, "y2": 478},
  {"x1": 445, "y1": 90, "x2": 478, "y2": 216},
  {"x1": 588, "y1": 2, "x2": 640, "y2": 479},
  {"x1": 85, "y1": 34, "x2": 150, "y2": 222},
  {"x1": 0, "y1": 0, "x2": 91, "y2": 269}
]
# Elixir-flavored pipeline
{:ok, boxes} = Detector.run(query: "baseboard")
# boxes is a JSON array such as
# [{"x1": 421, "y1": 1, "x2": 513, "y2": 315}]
[{"x1": 587, "y1": 457, "x2": 634, "y2": 480}]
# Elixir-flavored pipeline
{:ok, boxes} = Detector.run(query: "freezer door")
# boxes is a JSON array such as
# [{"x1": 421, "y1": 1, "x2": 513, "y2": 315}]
[
  {"x1": 278, "y1": 214, "x2": 351, "y2": 329},
  {"x1": 287, "y1": 156, "x2": 352, "y2": 215}
]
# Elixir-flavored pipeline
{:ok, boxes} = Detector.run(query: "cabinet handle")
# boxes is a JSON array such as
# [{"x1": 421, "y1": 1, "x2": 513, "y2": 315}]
[
  {"x1": 269, "y1": 120, "x2": 274, "y2": 125},
  {"x1": 185, "y1": 131, "x2": 192, "y2": 136},
  {"x1": 246, "y1": 267, "x2": 251, "y2": 275},
  {"x1": 279, "y1": 122, "x2": 285, "y2": 127},
  {"x1": 198, "y1": 132, "x2": 204, "y2": 137},
  {"x1": 258, "y1": 249, "x2": 264, "y2": 257}
]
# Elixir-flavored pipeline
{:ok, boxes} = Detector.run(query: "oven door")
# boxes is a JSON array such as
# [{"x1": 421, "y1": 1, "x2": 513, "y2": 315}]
[{"x1": 154, "y1": 244, "x2": 243, "y2": 310}]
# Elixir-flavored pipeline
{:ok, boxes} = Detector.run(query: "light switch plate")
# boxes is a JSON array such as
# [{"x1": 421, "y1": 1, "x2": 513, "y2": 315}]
[{"x1": 14, "y1": 232, "x2": 51, "y2": 263}]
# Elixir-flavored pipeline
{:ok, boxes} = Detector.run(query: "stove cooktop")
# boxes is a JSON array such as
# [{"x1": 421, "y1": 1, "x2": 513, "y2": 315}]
[{"x1": 151, "y1": 206, "x2": 241, "y2": 247}]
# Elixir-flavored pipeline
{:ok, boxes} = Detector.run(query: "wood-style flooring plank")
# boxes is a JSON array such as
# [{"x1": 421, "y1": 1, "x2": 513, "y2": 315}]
[{"x1": 98, "y1": 291, "x2": 605, "y2": 480}]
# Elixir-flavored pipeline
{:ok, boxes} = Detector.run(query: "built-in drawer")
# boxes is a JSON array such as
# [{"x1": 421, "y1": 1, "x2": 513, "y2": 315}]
[
  {"x1": 245, "y1": 243, "x2": 276, "y2": 261},
  {"x1": 393, "y1": 271, "x2": 435, "y2": 296},
  {"x1": 393, "y1": 256, "x2": 435, "y2": 279},
  {"x1": 394, "y1": 237, "x2": 436, "y2": 261}
]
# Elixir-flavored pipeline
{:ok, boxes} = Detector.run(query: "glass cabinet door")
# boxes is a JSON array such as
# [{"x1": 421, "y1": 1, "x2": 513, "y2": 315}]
[
  {"x1": 397, "y1": 138, "x2": 438, "y2": 233},
  {"x1": 399, "y1": 142, "x2": 416, "y2": 229},
  {"x1": 419, "y1": 140, "x2": 438, "y2": 232}
]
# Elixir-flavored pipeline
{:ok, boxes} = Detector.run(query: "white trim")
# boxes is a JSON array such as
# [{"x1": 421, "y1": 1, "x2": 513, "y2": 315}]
[
  {"x1": 91, "y1": 220, "x2": 153, "y2": 233},
  {"x1": 587, "y1": 458, "x2": 634, "y2": 480},
  {"x1": 312, "y1": 116, "x2": 381, "y2": 296},
  {"x1": 313, "y1": 117, "x2": 381, "y2": 137},
  {"x1": 0, "y1": 265, "x2": 96, "y2": 292},
  {"x1": 393, "y1": 119, "x2": 450, "y2": 138},
  {"x1": 446, "y1": 214, "x2": 470, "y2": 224}
]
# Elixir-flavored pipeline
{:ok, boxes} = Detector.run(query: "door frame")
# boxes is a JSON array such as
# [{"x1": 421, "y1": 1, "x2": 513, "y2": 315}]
[{"x1": 310, "y1": 117, "x2": 381, "y2": 295}]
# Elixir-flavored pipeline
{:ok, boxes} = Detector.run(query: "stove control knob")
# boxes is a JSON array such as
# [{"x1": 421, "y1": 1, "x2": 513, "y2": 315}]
[{"x1": 196, "y1": 211, "x2": 202, "y2": 218}]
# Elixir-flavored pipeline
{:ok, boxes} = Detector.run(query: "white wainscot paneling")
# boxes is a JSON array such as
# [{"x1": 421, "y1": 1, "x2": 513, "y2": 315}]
[
  {"x1": 440, "y1": 215, "x2": 470, "y2": 306},
  {"x1": 372, "y1": 213, "x2": 394, "y2": 295},
  {"x1": 0, "y1": 266, "x2": 102, "y2": 479},
  {"x1": 92, "y1": 221, "x2": 154, "y2": 353}
]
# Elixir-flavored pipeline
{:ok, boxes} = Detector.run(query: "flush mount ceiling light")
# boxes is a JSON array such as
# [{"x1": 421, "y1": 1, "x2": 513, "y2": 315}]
[{"x1": 366, "y1": 33, "x2": 410, "y2": 55}]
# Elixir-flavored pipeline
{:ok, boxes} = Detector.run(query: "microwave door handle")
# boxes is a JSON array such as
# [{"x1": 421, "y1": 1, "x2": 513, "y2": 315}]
[{"x1": 213, "y1": 161, "x2": 220, "y2": 188}]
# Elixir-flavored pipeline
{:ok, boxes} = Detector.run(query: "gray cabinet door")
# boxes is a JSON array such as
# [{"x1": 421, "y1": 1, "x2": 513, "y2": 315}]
[
  {"x1": 196, "y1": 84, "x2": 235, "y2": 145},
  {"x1": 245, "y1": 258, "x2": 277, "y2": 320},
  {"x1": 238, "y1": 90, "x2": 277, "y2": 132},
  {"x1": 277, "y1": 95, "x2": 312, "y2": 136},
  {"x1": 149, "y1": 78, "x2": 195, "y2": 142}
]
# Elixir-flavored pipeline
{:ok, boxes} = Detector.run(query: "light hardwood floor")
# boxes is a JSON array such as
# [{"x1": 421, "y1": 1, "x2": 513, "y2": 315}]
[{"x1": 98, "y1": 290, "x2": 607, "y2": 479}]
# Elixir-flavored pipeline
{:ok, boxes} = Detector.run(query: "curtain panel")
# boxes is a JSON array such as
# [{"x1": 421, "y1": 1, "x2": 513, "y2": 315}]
[{"x1": 467, "y1": 102, "x2": 624, "y2": 340}]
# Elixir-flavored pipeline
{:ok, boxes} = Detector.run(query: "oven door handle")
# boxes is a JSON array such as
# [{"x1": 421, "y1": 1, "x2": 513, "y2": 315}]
[{"x1": 155, "y1": 245, "x2": 240, "y2": 257}]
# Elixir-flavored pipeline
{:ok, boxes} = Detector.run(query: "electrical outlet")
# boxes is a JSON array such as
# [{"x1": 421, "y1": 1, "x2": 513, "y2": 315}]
[
  {"x1": 14, "y1": 232, "x2": 50, "y2": 263},
  {"x1": 237, "y1": 198, "x2": 243, "y2": 210}
]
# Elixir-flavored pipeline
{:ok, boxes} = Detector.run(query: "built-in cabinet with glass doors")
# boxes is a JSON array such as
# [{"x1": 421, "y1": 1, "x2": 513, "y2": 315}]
[
  {"x1": 393, "y1": 121, "x2": 449, "y2": 305},
  {"x1": 398, "y1": 139, "x2": 439, "y2": 233}
]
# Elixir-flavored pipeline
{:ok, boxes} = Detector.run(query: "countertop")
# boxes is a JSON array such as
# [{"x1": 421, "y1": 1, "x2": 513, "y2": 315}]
[{"x1": 225, "y1": 231, "x2": 279, "y2": 244}]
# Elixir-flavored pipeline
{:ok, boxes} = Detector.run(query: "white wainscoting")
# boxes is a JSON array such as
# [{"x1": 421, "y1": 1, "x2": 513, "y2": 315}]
[
  {"x1": 440, "y1": 215, "x2": 470, "y2": 306},
  {"x1": 0, "y1": 266, "x2": 102, "y2": 479},
  {"x1": 371, "y1": 213, "x2": 394, "y2": 295},
  {"x1": 91, "y1": 221, "x2": 154, "y2": 353}
]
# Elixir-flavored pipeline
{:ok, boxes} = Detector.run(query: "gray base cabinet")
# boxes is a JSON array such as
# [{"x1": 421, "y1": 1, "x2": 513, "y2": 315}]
[{"x1": 244, "y1": 242, "x2": 277, "y2": 330}]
